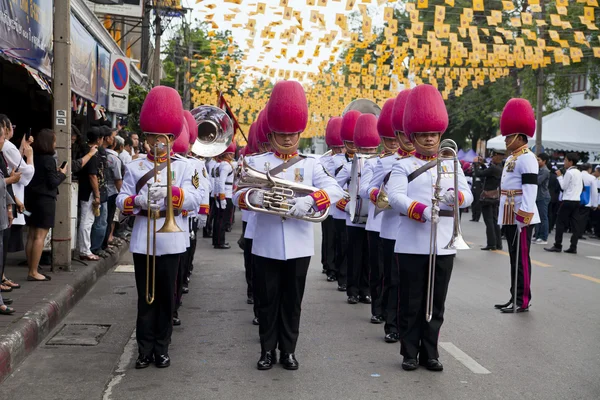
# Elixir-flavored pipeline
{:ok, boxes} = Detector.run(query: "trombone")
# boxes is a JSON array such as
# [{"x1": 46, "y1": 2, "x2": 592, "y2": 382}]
[
  {"x1": 146, "y1": 135, "x2": 183, "y2": 305},
  {"x1": 425, "y1": 139, "x2": 469, "y2": 322}
]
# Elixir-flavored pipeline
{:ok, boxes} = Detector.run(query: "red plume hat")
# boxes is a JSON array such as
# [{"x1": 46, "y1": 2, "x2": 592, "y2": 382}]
[
  {"x1": 172, "y1": 119, "x2": 190, "y2": 154},
  {"x1": 267, "y1": 81, "x2": 308, "y2": 134},
  {"x1": 184, "y1": 110, "x2": 198, "y2": 144},
  {"x1": 140, "y1": 86, "x2": 184, "y2": 137},
  {"x1": 223, "y1": 142, "x2": 236, "y2": 155},
  {"x1": 257, "y1": 109, "x2": 270, "y2": 144},
  {"x1": 247, "y1": 123, "x2": 258, "y2": 154},
  {"x1": 391, "y1": 89, "x2": 411, "y2": 133},
  {"x1": 377, "y1": 99, "x2": 395, "y2": 138},
  {"x1": 500, "y1": 98, "x2": 536, "y2": 138},
  {"x1": 403, "y1": 84, "x2": 448, "y2": 141},
  {"x1": 354, "y1": 114, "x2": 381, "y2": 148},
  {"x1": 325, "y1": 117, "x2": 344, "y2": 147},
  {"x1": 341, "y1": 110, "x2": 361, "y2": 143}
]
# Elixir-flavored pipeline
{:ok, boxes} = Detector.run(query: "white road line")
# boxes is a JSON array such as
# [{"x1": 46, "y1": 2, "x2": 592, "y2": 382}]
[
  {"x1": 114, "y1": 264, "x2": 135, "y2": 273},
  {"x1": 579, "y1": 240, "x2": 600, "y2": 248},
  {"x1": 439, "y1": 342, "x2": 491, "y2": 374},
  {"x1": 586, "y1": 256, "x2": 600, "y2": 261},
  {"x1": 102, "y1": 331, "x2": 137, "y2": 400}
]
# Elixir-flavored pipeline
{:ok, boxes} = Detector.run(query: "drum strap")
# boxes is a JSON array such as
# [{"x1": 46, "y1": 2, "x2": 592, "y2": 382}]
[{"x1": 136, "y1": 162, "x2": 168, "y2": 194}]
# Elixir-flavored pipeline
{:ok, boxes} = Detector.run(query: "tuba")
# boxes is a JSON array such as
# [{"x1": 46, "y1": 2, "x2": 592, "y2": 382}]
[
  {"x1": 425, "y1": 139, "x2": 469, "y2": 322},
  {"x1": 189, "y1": 105, "x2": 234, "y2": 158},
  {"x1": 237, "y1": 159, "x2": 329, "y2": 223}
]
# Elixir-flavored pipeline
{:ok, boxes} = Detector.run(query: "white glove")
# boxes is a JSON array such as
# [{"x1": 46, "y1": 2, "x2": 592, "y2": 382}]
[
  {"x1": 148, "y1": 183, "x2": 168, "y2": 202},
  {"x1": 134, "y1": 194, "x2": 147, "y2": 208},
  {"x1": 198, "y1": 214, "x2": 207, "y2": 227},
  {"x1": 287, "y1": 195, "x2": 315, "y2": 218},
  {"x1": 516, "y1": 221, "x2": 527, "y2": 232},
  {"x1": 220, "y1": 199, "x2": 227, "y2": 209},
  {"x1": 423, "y1": 205, "x2": 440, "y2": 224},
  {"x1": 247, "y1": 190, "x2": 264, "y2": 206},
  {"x1": 441, "y1": 189, "x2": 456, "y2": 207}
]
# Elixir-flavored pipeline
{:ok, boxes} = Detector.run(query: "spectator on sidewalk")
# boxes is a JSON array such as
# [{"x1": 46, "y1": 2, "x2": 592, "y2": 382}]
[
  {"x1": 473, "y1": 151, "x2": 504, "y2": 251},
  {"x1": 0, "y1": 173, "x2": 15, "y2": 314},
  {"x1": 579, "y1": 163, "x2": 598, "y2": 238},
  {"x1": 77, "y1": 127, "x2": 103, "y2": 261},
  {"x1": 592, "y1": 166, "x2": 600, "y2": 239},
  {"x1": 102, "y1": 129, "x2": 123, "y2": 252},
  {"x1": 534, "y1": 153, "x2": 551, "y2": 244},
  {"x1": 118, "y1": 133, "x2": 132, "y2": 165},
  {"x1": 548, "y1": 165, "x2": 561, "y2": 233},
  {"x1": 71, "y1": 125, "x2": 99, "y2": 176},
  {"x1": 89, "y1": 126, "x2": 111, "y2": 258},
  {"x1": 470, "y1": 158, "x2": 483, "y2": 222},
  {"x1": 24, "y1": 129, "x2": 67, "y2": 281},
  {"x1": 545, "y1": 153, "x2": 583, "y2": 254}
]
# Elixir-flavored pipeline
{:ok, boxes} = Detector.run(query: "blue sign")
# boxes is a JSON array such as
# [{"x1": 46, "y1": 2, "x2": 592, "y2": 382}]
[
  {"x1": 97, "y1": 45, "x2": 110, "y2": 107},
  {"x1": 112, "y1": 59, "x2": 128, "y2": 91},
  {"x1": 71, "y1": 16, "x2": 97, "y2": 101}
]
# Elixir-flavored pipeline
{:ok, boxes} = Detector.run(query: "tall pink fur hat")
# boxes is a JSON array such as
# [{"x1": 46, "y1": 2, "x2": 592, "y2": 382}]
[
  {"x1": 172, "y1": 119, "x2": 190, "y2": 154},
  {"x1": 257, "y1": 109, "x2": 270, "y2": 144},
  {"x1": 247, "y1": 123, "x2": 258, "y2": 154},
  {"x1": 500, "y1": 98, "x2": 536, "y2": 137},
  {"x1": 223, "y1": 142, "x2": 237, "y2": 155},
  {"x1": 391, "y1": 89, "x2": 411, "y2": 133},
  {"x1": 341, "y1": 110, "x2": 361, "y2": 143},
  {"x1": 184, "y1": 110, "x2": 198, "y2": 144},
  {"x1": 377, "y1": 99, "x2": 395, "y2": 138},
  {"x1": 140, "y1": 86, "x2": 184, "y2": 137},
  {"x1": 403, "y1": 84, "x2": 448, "y2": 141},
  {"x1": 267, "y1": 80, "x2": 308, "y2": 134},
  {"x1": 354, "y1": 114, "x2": 381, "y2": 148},
  {"x1": 325, "y1": 117, "x2": 344, "y2": 147}
]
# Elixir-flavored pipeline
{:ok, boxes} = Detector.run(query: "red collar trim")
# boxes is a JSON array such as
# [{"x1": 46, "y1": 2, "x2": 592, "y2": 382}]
[
  {"x1": 414, "y1": 152, "x2": 437, "y2": 161},
  {"x1": 398, "y1": 149, "x2": 414, "y2": 157},
  {"x1": 147, "y1": 151, "x2": 173, "y2": 163},
  {"x1": 274, "y1": 151, "x2": 298, "y2": 161}
]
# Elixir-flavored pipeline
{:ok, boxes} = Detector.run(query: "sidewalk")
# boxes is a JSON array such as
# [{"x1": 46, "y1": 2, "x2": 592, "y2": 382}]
[{"x1": 0, "y1": 245, "x2": 127, "y2": 383}]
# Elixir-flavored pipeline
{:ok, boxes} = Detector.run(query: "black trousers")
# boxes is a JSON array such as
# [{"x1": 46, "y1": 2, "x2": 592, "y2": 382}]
[
  {"x1": 213, "y1": 198, "x2": 233, "y2": 246},
  {"x1": 203, "y1": 197, "x2": 216, "y2": 237},
  {"x1": 505, "y1": 225, "x2": 533, "y2": 308},
  {"x1": 1, "y1": 227, "x2": 9, "y2": 278},
  {"x1": 593, "y1": 208, "x2": 600, "y2": 237},
  {"x1": 548, "y1": 201, "x2": 560, "y2": 233},
  {"x1": 187, "y1": 217, "x2": 199, "y2": 278},
  {"x1": 578, "y1": 206, "x2": 591, "y2": 237},
  {"x1": 253, "y1": 255, "x2": 310, "y2": 353},
  {"x1": 333, "y1": 218, "x2": 348, "y2": 285},
  {"x1": 397, "y1": 253, "x2": 454, "y2": 360},
  {"x1": 320, "y1": 216, "x2": 336, "y2": 274},
  {"x1": 243, "y1": 224, "x2": 254, "y2": 299},
  {"x1": 174, "y1": 248, "x2": 189, "y2": 317},
  {"x1": 381, "y1": 238, "x2": 399, "y2": 334},
  {"x1": 102, "y1": 194, "x2": 118, "y2": 249},
  {"x1": 471, "y1": 188, "x2": 482, "y2": 221},
  {"x1": 553, "y1": 200, "x2": 582, "y2": 250},
  {"x1": 482, "y1": 202, "x2": 502, "y2": 249},
  {"x1": 367, "y1": 230, "x2": 384, "y2": 316},
  {"x1": 346, "y1": 226, "x2": 369, "y2": 298},
  {"x1": 133, "y1": 252, "x2": 179, "y2": 357}
]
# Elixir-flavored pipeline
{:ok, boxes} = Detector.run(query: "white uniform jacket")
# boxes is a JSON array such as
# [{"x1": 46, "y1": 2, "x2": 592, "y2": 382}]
[
  {"x1": 330, "y1": 153, "x2": 349, "y2": 220},
  {"x1": 336, "y1": 156, "x2": 366, "y2": 228},
  {"x1": 185, "y1": 156, "x2": 211, "y2": 218},
  {"x1": 206, "y1": 159, "x2": 218, "y2": 197},
  {"x1": 244, "y1": 211, "x2": 257, "y2": 239},
  {"x1": 498, "y1": 145, "x2": 540, "y2": 226},
  {"x1": 387, "y1": 154, "x2": 473, "y2": 256},
  {"x1": 116, "y1": 155, "x2": 202, "y2": 256},
  {"x1": 233, "y1": 152, "x2": 344, "y2": 261},
  {"x1": 4, "y1": 140, "x2": 34, "y2": 225},
  {"x1": 359, "y1": 155, "x2": 389, "y2": 233},
  {"x1": 217, "y1": 161, "x2": 234, "y2": 200}
]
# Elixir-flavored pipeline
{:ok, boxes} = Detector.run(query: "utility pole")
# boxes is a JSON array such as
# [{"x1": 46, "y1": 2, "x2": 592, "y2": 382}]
[
  {"x1": 152, "y1": 5, "x2": 162, "y2": 86},
  {"x1": 52, "y1": 0, "x2": 72, "y2": 271},
  {"x1": 535, "y1": 0, "x2": 546, "y2": 155},
  {"x1": 141, "y1": 1, "x2": 150, "y2": 74}
]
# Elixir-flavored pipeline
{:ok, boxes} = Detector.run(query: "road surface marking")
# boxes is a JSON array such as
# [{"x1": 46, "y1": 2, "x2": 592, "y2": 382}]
[
  {"x1": 571, "y1": 274, "x2": 600, "y2": 284},
  {"x1": 114, "y1": 264, "x2": 135, "y2": 273},
  {"x1": 579, "y1": 241, "x2": 600, "y2": 248},
  {"x1": 587, "y1": 256, "x2": 600, "y2": 261},
  {"x1": 102, "y1": 331, "x2": 137, "y2": 400},
  {"x1": 492, "y1": 250, "x2": 552, "y2": 267},
  {"x1": 439, "y1": 342, "x2": 491, "y2": 374}
]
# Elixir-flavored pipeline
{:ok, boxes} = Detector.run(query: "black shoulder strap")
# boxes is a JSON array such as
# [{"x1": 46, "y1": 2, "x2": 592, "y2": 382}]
[
  {"x1": 383, "y1": 171, "x2": 392, "y2": 185},
  {"x1": 407, "y1": 160, "x2": 437, "y2": 183},
  {"x1": 269, "y1": 155, "x2": 305, "y2": 176},
  {"x1": 136, "y1": 162, "x2": 168, "y2": 194},
  {"x1": 334, "y1": 165, "x2": 344, "y2": 176}
]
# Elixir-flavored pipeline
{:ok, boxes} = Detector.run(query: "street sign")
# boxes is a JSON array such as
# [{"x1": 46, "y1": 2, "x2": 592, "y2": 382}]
[
  {"x1": 84, "y1": 0, "x2": 144, "y2": 18},
  {"x1": 108, "y1": 55, "x2": 130, "y2": 114}
]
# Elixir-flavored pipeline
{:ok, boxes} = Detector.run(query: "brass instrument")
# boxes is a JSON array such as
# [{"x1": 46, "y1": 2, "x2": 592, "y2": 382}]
[
  {"x1": 342, "y1": 98, "x2": 382, "y2": 117},
  {"x1": 322, "y1": 150, "x2": 333, "y2": 157},
  {"x1": 189, "y1": 105, "x2": 234, "y2": 158},
  {"x1": 237, "y1": 158, "x2": 329, "y2": 223},
  {"x1": 146, "y1": 136, "x2": 183, "y2": 305},
  {"x1": 425, "y1": 139, "x2": 469, "y2": 322}
]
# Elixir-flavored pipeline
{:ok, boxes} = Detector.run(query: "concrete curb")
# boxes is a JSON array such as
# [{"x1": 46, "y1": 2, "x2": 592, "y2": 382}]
[{"x1": 0, "y1": 245, "x2": 128, "y2": 383}]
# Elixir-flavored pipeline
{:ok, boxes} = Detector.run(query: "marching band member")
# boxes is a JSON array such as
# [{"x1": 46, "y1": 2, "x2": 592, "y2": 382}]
[
  {"x1": 233, "y1": 81, "x2": 344, "y2": 371},
  {"x1": 387, "y1": 84, "x2": 472, "y2": 371},
  {"x1": 496, "y1": 99, "x2": 539, "y2": 313},
  {"x1": 256, "y1": 109, "x2": 273, "y2": 153},
  {"x1": 213, "y1": 143, "x2": 236, "y2": 249},
  {"x1": 320, "y1": 118, "x2": 345, "y2": 282},
  {"x1": 241, "y1": 123, "x2": 258, "y2": 305},
  {"x1": 366, "y1": 89, "x2": 414, "y2": 343},
  {"x1": 203, "y1": 156, "x2": 218, "y2": 238},
  {"x1": 116, "y1": 86, "x2": 202, "y2": 369}
]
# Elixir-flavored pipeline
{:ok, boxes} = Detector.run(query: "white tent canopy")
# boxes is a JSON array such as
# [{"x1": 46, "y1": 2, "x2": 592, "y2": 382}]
[{"x1": 486, "y1": 108, "x2": 600, "y2": 153}]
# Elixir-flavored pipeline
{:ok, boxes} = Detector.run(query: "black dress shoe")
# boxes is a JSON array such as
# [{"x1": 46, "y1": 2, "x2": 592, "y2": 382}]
[
  {"x1": 500, "y1": 304, "x2": 529, "y2": 313},
  {"x1": 247, "y1": 296, "x2": 254, "y2": 305},
  {"x1": 182, "y1": 286, "x2": 189, "y2": 294},
  {"x1": 280, "y1": 353, "x2": 299, "y2": 370},
  {"x1": 326, "y1": 274, "x2": 337, "y2": 282},
  {"x1": 359, "y1": 295, "x2": 372, "y2": 304},
  {"x1": 494, "y1": 300, "x2": 512, "y2": 309},
  {"x1": 347, "y1": 296, "x2": 359, "y2": 304},
  {"x1": 402, "y1": 358, "x2": 418, "y2": 371},
  {"x1": 135, "y1": 355, "x2": 153, "y2": 369},
  {"x1": 214, "y1": 243, "x2": 231, "y2": 249},
  {"x1": 384, "y1": 333, "x2": 399, "y2": 343},
  {"x1": 370, "y1": 315, "x2": 384, "y2": 324},
  {"x1": 252, "y1": 317, "x2": 259, "y2": 325},
  {"x1": 544, "y1": 246, "x2": 562, "y2": 252},
  {"x1": 172, "y1": 317, "x2": 181, "y2": 326},
  {"x1": 337, "y1": 284, "x2": 347, "y2": 292},
  {"x1": 422, "y1": 358, "x2": 444, "y2": 371},
  {"x1": 155, "y1": 354, "x2": 171, "y2": 368},
  {"x1": 3, "y1": 298, "x2": 12, "y2": 305},
  {"x1": 257, "y1": 350, "x2": 276, "y2": 370},
  {"x1": 480, "y1": 246, "x2": 496, "y2": 251},
  {"x1": 564, "y1": 247, "x2": 577, "y2": 254}
]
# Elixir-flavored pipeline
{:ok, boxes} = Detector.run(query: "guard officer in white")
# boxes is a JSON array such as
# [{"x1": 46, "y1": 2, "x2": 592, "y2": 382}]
[
  {"x1": 117, "y1": 86, "x2": 202, "y2": 369},
  {"x1": 234, "y1": 80, "x2": 344, "y2": 371},
  {"x1": 213, "y1": 143, "x2": 236, "y2": 249}
]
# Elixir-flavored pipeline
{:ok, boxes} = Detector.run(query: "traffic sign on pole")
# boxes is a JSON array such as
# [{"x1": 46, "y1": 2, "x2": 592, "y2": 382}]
[{"x1": 108, "y1": 54, "x2": 131, "y2": 114}]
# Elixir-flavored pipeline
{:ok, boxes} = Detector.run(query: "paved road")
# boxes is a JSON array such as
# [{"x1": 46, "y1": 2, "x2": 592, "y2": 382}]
[{"x1": 3, "y1": 214, "x2": 600, "y2": 400}]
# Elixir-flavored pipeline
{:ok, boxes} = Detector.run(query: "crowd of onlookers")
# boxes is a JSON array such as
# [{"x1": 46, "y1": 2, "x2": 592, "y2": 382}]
[{"x1": 0, "y1": 117, "x2": 143, "y2": 315}]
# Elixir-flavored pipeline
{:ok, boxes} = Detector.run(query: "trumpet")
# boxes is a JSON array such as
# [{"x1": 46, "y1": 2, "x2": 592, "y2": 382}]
[
  {"x1": 425, "y1": 139, "x2": 469, "y2": 322},
  {"x1": 146, "y1": 135, "x2": 183, "y2": 305},
  {"x1": 237, "y1": 159, "x2": 329, "y2": 223}
]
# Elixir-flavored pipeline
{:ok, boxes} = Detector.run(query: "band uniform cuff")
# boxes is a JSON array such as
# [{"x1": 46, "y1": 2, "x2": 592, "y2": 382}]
[
  {"x1": 219, "y1": 193, "x2": 226, "y2": 201},
  {"x1": 369, "y1": 188, "x2": 379, "y2": 204},
  {"x1": 238, "y1": 193, "x2": 249, "y2": 210},
  {"x1": 458, "y1": 190, "x2": 465, "y2": 206},
  {"x1": 310, "y1": 190, "x2": 330, "y2": 212},
  {"x1": 515, "y1": 209, "x2": 533, "y2": 225},
  {"x1": 336, "y1": 198, "x2": 349, "y2": 211},
  {"x1": 182, "y1": 210, "x2": 189, "y2": 217},
  {"x1": 171, "y1": 186, "x2": 184, "y2": 209},
  {"x1": 407, "y1": 201, "x2": 427, "y2": 223},
  {"x1": 199, "y1": 204, "x2": 210, "y2": 215},
  {"x1": 123, "y1": 195, "x2": 137, "y2": 215}
]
